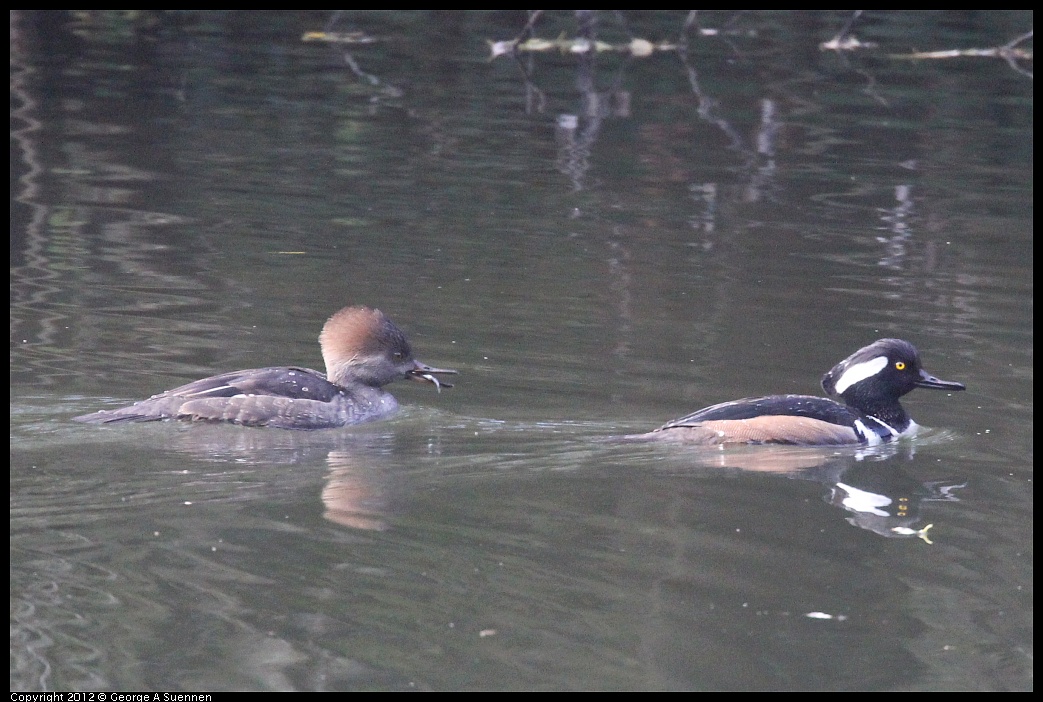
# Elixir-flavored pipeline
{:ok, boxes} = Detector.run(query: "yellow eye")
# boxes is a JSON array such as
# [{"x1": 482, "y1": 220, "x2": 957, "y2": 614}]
[{"x1": 895, "y1": 361, "x2": 906, "y2": 370}]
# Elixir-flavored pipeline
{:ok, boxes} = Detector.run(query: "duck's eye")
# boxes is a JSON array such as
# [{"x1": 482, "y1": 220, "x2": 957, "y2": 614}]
[
  {"x1": 895, "y1": 361, "x2": 906, "y2": 370},
  {"x1": 393, "y1": 352, "x2": 403, "y2": 359}
]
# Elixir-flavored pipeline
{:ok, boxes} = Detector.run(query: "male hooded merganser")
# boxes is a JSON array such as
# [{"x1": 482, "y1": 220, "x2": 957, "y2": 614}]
[
  {"x1": 73, "y1": 306, "x2": 457, "y2": 430},
  {"x1": 634, "y1": 338, "x2": 964, "y2": 446}
]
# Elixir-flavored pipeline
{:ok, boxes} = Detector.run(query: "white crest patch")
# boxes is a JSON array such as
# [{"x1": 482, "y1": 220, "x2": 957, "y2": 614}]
[
  {"x1": 833, "y1": 356, "x2": 888, "y2": 395},
  {"x1": 836, "y1": 482, "x2": 892, "y2": 516}
]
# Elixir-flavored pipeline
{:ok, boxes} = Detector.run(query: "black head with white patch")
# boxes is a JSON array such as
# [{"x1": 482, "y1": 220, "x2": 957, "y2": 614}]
[{"x1": 821, "y1": 338, "x2": 965, "y2": 430}]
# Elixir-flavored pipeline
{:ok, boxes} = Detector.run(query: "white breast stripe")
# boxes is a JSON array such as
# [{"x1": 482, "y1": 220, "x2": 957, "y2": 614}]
[
  {"x1": 871, "y1": 416, "x2": 899, "y2": 438},
  {"x1": 901, "y1": 420, "x2": 921, "y2": 437},
  {"x1": 853, "y1": 419, "x2": 883, "y2": 445}
]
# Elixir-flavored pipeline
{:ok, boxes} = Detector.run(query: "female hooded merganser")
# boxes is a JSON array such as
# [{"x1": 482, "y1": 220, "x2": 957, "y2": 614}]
[
  {"x1": 634, "y1": 338, "x2": 964, "y2": 446},
  {"x1": 74, "y1": 306, "x2": 457, "y2": 430}
]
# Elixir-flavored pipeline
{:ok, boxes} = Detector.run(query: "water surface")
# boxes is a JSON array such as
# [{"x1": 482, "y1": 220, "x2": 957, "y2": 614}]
[{"x1": 11, "y1": 10, "x2": 1032, "y2": 691}]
